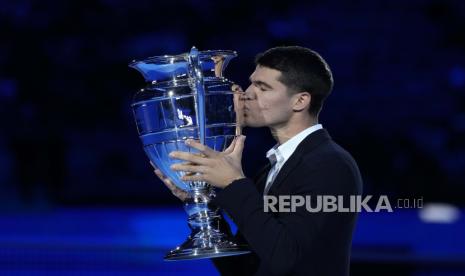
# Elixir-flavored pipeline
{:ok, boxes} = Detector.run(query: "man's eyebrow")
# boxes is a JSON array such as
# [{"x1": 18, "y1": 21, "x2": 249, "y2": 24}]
[{"x1": 249, "y1": 77, "x2": 273, "y2": 89}]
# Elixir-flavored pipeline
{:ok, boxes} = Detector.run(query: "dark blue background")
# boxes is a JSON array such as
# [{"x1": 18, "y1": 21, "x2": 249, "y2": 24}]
[{"x1": 0, "y1": 0, "x2": 464, "y2": 275}]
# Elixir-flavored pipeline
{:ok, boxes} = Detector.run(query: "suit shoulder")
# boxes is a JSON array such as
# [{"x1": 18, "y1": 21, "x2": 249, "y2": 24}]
[
  {"x1": 303, "y1": 140, "x2": 358, "y2": 170},
  {"x1": 299, "y1": 140, "x2": 363, "y2": 194}
]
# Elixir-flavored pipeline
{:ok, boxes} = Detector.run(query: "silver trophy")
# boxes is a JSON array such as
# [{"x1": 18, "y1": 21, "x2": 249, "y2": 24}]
[{"x1": 129, "y1": 47, "x2": 249, "y2": 260}]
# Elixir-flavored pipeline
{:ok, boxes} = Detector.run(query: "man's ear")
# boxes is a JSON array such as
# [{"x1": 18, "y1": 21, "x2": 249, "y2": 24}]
[{"x1": 292, "y1": 92, "x2": 311, "y2": 112}]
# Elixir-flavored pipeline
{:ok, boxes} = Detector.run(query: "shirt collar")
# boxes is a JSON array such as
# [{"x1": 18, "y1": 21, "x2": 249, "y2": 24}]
[{"x1": 266, "y1": 124, "x2": 323, "y2": 163}]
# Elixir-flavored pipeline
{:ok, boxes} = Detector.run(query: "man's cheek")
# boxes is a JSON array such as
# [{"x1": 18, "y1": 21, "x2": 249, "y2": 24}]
[{"x1": 257, "y1": 100, "x2": 269, "y2": 110}]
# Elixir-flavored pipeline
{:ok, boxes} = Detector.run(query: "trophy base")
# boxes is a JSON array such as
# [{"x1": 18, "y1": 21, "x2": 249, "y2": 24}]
[
  {"x1": 164, "y1": 186, "x2": 251, "y2": 261},
  {"x1": 164, "y1": 243, "x2": 250, "y2": 261},
  {"x1": 164, "y1": 229, "x2": 250, "y2": 261}
]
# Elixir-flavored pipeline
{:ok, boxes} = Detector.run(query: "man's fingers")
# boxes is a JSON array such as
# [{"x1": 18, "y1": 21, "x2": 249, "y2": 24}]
[
  {"x1": 184, "y1": 139, "x2": 217, "y2": 157},
  {"x1": 231, "y1": 84, "x2": 243, "y2": 93},
  {"x1": 154, "y1": 169, "x2": 164, "y2": 179},
  {"x1": 173, "y1": 190, "x2": 188, "y2": 201},
  {"x1": 232, "y1": 135, "x2": 246, "y2": 157},
  {"x1": 232, "y1": 86, "x2": 244, "y2": 135},
  {"x1": 154, "y1": 169, "x2": 171, "y2": 185},
  {"x1": 171, "y1": 163, "x2": 207, "y2": 173},
  {"x1": 153, "y1": 168, "x2": 188, "y2": 202},
  {"x1": 169, "y1": 150, "x2": 207, "y2": 164},
  {"x1": 170, "y1": 150, "x2": 210, "y2": 164},
  {"x1": 181, "y1": 173, "x2": 204, "y2": 182},
  {"x1": 224, "y1": 137, "x2": 237, "y2": 154},
  {"x1": 154, "y1": 169, "x2": 175, "y2": 187}
]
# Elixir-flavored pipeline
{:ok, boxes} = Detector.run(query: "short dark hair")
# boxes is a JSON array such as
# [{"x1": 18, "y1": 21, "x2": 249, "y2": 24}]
[{"x1": 255, "y1": 46, "x2": 333, "y2": 116}]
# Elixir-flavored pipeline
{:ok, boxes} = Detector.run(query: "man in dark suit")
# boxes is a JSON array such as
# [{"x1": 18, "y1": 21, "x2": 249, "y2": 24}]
[{"x1": 161, "y1": 46, "x2": 363, "y2": 275}]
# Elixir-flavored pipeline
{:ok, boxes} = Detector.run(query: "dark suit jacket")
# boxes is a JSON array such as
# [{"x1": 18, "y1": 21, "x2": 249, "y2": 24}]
[{"x1": 211, "y1": 129, "x2": 363, "y2": 276}]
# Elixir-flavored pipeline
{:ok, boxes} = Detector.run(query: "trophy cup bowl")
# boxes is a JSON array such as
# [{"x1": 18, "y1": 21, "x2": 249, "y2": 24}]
[{"x1": 129, "y1": 47, "x2": 250, "y2": 260}]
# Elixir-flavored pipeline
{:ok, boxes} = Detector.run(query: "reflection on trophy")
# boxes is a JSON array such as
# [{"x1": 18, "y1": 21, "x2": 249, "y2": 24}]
[{"x1": 129, "y1": 47, "x2": 249, "y2": 260}]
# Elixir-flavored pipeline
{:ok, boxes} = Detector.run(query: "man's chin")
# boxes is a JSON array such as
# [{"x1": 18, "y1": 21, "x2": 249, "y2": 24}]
[{"x1": 243, "y1": 120, "x2": 266, "y2": 128}]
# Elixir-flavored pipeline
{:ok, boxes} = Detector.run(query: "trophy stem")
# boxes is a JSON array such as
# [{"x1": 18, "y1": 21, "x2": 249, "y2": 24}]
[{"x1": 164, "y1": 185, "x2": 250, "y2": 261}]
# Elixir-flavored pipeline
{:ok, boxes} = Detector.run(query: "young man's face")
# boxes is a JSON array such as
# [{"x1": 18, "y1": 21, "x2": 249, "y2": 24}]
[{"x1": 243, "y1": 65, "x2": 295, "y2": 128}]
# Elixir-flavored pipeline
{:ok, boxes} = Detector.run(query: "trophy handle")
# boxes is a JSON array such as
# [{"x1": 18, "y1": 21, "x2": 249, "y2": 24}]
[
  {"x1": 188, "y1": 47, "x2": 207, "y2": 145},
  {"x1": 212, "y1": 55, "x2": 224, "y2": 78}
]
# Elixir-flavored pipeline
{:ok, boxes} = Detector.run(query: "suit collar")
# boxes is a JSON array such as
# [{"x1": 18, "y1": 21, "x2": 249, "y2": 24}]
[
  {"x1": 266, "y1": 128, "x2": 332, "y2": 195},
  {"x1": 266, "y1": 124, "x2": 323, "y2": 164}
]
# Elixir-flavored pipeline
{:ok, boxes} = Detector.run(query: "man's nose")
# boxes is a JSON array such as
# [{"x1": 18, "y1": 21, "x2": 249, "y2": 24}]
[{"x1": 243, "y1": 85, "x2": 256, "y2": 100}]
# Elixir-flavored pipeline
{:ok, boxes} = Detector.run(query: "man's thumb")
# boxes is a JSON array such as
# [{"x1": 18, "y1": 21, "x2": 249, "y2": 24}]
[{"x1": 232, "y1": 135, "x2": 246, "y2": 156}]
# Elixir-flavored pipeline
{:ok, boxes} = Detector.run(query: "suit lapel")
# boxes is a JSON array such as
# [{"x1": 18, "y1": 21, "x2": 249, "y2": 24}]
[
  {"x1": 267, "y1": 129, "x2": 331, "y2": 195},
  {"x1": 254, "y1": 163, "x2": 271, "y2": 195},
  {"x1": 267, "y1": 151, "x2": 303, "y2": 195}
]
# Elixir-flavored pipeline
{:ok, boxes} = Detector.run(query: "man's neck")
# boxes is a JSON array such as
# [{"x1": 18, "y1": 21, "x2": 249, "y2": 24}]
[{"x1": 270, "y1": 116, "x2": 318, "y2": 145}]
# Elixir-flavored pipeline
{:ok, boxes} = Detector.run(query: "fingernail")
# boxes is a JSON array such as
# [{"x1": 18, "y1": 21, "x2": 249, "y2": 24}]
[
  {"x1": 169, "y1": 152, "x2": 175, "y2": 157},
  {"x1": 185, "y1": 139, "x2": 191, "y2": 145}
]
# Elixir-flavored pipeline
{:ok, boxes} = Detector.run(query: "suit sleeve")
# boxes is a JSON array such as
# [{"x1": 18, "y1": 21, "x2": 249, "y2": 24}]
[
  {"x1": 211, "y1": 211, "x2": 260, "y2": 275},
  {"x1": 211, "y1": 164, "x2": 271, "y2": 275},
  {"x1": 211, "y1": 155, "x2": 360, "y2": 275}
]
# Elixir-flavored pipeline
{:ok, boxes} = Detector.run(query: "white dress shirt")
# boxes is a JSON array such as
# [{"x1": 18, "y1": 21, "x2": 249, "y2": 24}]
[{"x1": 263, "y1": 124, "x2": 323, "y2": 194}]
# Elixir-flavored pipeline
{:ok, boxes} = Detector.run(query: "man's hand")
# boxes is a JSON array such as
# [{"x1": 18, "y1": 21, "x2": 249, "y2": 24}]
[
  {"x1": 169, "y1": 135, "x2": 246, "y2": 189},
  {"x1": 150, "y1": 161, "x2": 188, "y2": 202}
]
